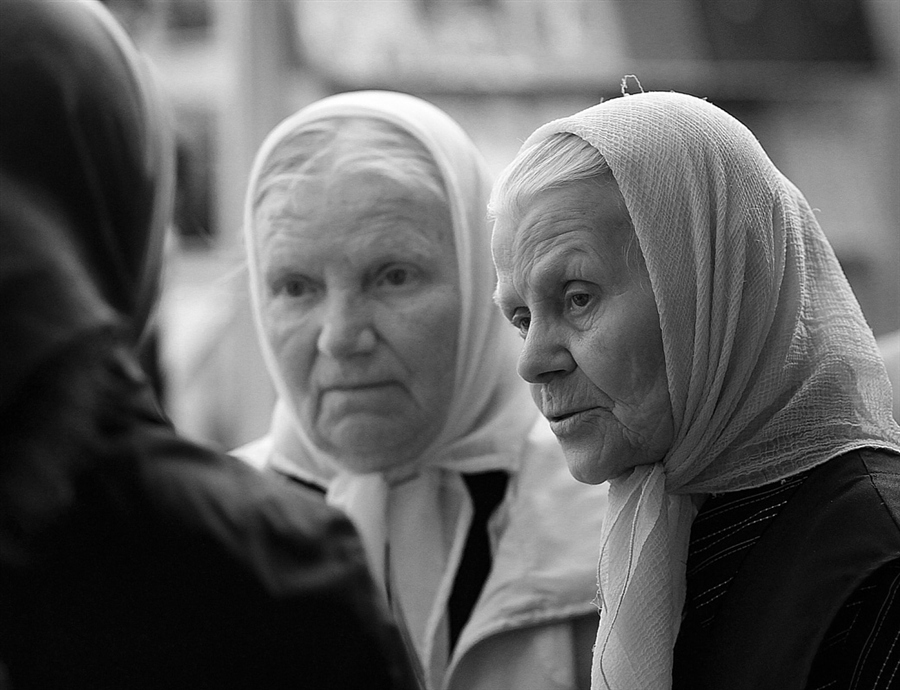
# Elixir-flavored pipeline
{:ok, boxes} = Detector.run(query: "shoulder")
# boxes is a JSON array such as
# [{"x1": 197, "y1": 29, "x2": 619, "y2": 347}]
[
  {"x1": 855, "y1": 447, "x2": 900, "y2": 523},
  {"x1": 811, "y1": 447, "x2": 900, "y2": 531},
  {"x1": 141, "y1": 425, "x2": 350, "y2": 552}
]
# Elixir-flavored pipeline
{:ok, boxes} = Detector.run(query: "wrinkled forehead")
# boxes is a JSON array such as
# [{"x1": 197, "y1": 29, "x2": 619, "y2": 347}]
[{"x1": 492, "y1": 177, "x2": 637, "y2": 277}]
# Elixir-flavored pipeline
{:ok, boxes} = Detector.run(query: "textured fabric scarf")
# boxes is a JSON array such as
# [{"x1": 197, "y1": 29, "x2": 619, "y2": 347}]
[
  {"x1": 520, "y1": 92, "x2": 900, "y2": 690},
  {"x1": 243, "y1": 92, "x2": 537, "y2": 686}
]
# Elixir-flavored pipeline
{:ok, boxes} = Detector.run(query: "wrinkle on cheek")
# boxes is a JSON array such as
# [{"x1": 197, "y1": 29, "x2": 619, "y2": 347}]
[
  {"x1": 611, "y1": 409, "x2": 653, "y2": 452},
  {"x1": 611, "y1": 392, "x2": 673, "y2": 457}
]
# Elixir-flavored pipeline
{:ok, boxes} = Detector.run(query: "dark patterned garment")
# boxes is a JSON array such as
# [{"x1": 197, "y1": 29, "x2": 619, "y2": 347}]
[
  {"x1": 680, "y1": 468, "x2": 900, "y2": 689},
  {"x1": 806, "y1": 559, "x2": 900, "y2": 690}
]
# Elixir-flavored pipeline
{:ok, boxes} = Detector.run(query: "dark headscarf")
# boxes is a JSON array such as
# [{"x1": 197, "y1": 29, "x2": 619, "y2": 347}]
[{"x1": 0, "y1": 0, "x2": 174, "y2": 412}]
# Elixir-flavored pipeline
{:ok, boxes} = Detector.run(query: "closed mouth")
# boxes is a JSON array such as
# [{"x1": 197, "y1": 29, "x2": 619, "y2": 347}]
[
  {"x1": 547, "y1": 408, "x2": 590, "y2": 423},
  {"x1": 324, "y1": 381, "x2": 397, "y2": 393}
]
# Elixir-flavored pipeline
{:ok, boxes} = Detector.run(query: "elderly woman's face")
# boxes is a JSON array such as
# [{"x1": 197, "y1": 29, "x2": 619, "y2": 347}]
[
  {"x1": 492, "y1": 178, "x2": 673, "y2": 484},
  {"x1": 255, "y1": 170, "x2": 460, "y2": 473}
]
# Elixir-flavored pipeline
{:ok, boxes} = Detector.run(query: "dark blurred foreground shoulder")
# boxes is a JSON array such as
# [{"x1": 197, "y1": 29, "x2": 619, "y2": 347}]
[{"x1": 0, "y1": 342, "x2": 417, "y2": 689}]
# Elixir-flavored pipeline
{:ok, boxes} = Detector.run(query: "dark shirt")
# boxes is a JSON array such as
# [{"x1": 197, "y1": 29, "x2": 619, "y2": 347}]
[{"x1": 677, "y1": 456, "x2": 900, "y2": 689}]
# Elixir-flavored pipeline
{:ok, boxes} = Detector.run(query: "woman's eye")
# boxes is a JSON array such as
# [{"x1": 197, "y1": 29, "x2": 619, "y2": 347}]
[
  {"x1": 570, "y1": 292, "x2": 591, "y2": 308},
  {"x1": 383, "y1": 267, "x2": 408, "y2": 286},
  {"x1": 377, "y1": 265, "x2": 418, "y2": 288},
  {"x1": 510, "y1": 309, "x2": 531, "y2": 338},
  {"x1": 565, "y1": 284, "x2": 595, "y2": 311},
  {"x1": 284, "y1": 280, "x2": 306, "y2": 297},
  {"x1": 271, "y1": 275, "x2": 313, "y2": 298}
]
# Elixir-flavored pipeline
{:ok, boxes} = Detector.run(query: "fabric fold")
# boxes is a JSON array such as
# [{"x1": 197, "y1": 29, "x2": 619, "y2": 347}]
[{"x1": 593, "y1": 464, "x2": 696, "y2": 690}]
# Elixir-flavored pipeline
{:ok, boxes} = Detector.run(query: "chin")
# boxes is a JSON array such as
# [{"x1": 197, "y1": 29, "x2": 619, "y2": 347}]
[
  {"x1": 316, "y1": 420, "x2": 428, "y2": 473},
  {"x1": 561, "y1": 434, "x2": 650, "y2": 485},
  {"x1": 562, "y1": 445, "x2": 612, "y2": 485}
]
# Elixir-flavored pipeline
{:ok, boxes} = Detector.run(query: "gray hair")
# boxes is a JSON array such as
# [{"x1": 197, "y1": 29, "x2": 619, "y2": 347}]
[
  {"x1": 487, "y1": 133, "x2": 611, "y2": 225},
  {"x1": 488, "y1": 132, "x2": 645, "y2": 281},
  {"x1": 252, "y1": 116, "x2": 447, "y2": 217}
]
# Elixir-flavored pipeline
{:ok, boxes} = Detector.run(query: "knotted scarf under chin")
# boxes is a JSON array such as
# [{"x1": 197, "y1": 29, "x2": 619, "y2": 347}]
[
  {"x1": 327, "y1": 444, "x2": 520, "y2": 689},
  {"x1": 592, "y1": 464, "x2": 697, "y2": 690}
]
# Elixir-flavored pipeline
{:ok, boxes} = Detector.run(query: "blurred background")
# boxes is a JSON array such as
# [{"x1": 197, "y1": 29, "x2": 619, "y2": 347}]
[{"x1": 102, "y1": 0, "x2": 900, "y2": 451}]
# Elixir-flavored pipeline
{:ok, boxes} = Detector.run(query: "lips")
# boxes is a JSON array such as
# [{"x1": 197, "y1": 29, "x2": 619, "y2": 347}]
[
  {"x1": 545, "y1": 409, "x2": 592, "y2": 438},
  {"x1": 545, "y1": 405, "x2": 594, "y2": 423},
  {"x1": 539, "y1": 384, "x2": 612, "y2": 424},
  {"x1": 322, "y1": 380, "x2": 398, "y2": 392},
  {"x1": 544, "y1": 404, "x2": 612, "y2": 437},
  {"x1": 547, "y1": 410, "x2": 581, "y2": 423},
  {"x1": 318, "y1": 382, "x2": 405, "y2": 417}
]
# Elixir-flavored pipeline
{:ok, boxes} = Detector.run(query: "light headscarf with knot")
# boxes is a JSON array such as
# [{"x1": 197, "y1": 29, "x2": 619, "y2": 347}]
[
  {"x1": 243, "y1": 91, "x2": 538, "y2": 678},
  {"x1": 511, "y1": 91, "x2": 900, "y2": 690}
]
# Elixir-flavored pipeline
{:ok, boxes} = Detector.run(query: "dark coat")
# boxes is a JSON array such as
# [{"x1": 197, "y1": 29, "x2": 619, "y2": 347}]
[{"x1": 673, "y1": 448, "x2": 900, "y2": 690}]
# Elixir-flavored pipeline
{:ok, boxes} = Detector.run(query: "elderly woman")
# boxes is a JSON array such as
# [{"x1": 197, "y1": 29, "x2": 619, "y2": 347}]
[
  {"x1": 488, "y1": 91, "x2": 900, "y2": 690},
  {"x1": 237, "y1": 91, "x2": 607, "y2": 690},
  {"x1": 0, "y1": 2, "x2": 415, "y2": 687}
]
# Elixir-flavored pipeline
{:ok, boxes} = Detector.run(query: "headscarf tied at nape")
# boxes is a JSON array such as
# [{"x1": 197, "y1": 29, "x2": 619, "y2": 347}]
[
  {"x1": 244, "y1": 92, "x2": 537, "y2": 666},
  {"x1": 522, "y1": 92, "x2": 900, "y2": 690}
]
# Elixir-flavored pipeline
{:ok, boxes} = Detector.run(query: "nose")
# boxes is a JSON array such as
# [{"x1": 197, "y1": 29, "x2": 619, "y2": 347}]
[
  {"x1": 316, "y1": 292, "x2": 376, "y2": 359},
  {"x1": 517, "y1": 319, "x2": 575, "y2": 384}
]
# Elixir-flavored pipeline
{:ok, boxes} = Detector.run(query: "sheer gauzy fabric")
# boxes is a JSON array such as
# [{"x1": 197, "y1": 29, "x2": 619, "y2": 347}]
[
  {"x1": 243, "y1": 92, "x2": 538, "y2": 679},
  {"x1": 521, "y1": 92, "x2": 900, "y2": 690}
]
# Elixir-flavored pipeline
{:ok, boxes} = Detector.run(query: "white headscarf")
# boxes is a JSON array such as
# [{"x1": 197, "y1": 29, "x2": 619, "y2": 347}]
[
  {"x1": 517, "y1": 92, "x2": 900, "y2": 690},
  {"x1": 244, "y1": 91, "x2": 537, "y2": 679}
]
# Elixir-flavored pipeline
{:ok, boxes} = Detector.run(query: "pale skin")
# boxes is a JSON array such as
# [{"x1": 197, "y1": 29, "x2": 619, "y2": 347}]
[
  {"x1": 254, "y1": 169, "x2": 460, "y2": 474},
  {"x1": 492, "y1": 177, "x2": 674, "y2": 484}
]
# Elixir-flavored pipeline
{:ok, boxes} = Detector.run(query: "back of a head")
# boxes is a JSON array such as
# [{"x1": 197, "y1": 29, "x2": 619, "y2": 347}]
[
  {"x1": 0, "y1": 0, "x2": 174, "y2": 412},
  {"x1": 0, "y1": 0, "x2": 175, "y2": 615}
]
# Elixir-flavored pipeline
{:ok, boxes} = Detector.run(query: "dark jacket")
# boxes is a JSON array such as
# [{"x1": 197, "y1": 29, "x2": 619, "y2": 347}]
[{"x1": 673, "y1": 448, "x2": 900, "y2": 690}]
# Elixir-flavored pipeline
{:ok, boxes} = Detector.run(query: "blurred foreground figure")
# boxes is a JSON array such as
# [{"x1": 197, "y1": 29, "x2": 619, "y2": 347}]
[{"x1": 0, "y1": 2, "x2": 416, "y2": 688}]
